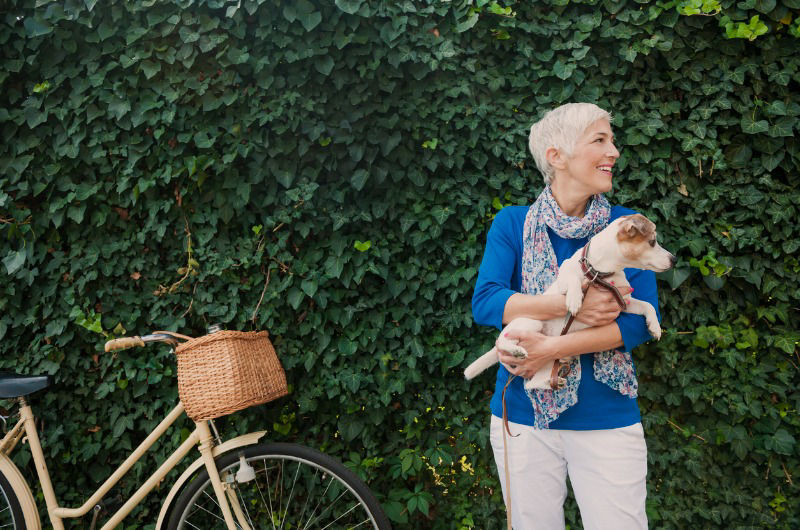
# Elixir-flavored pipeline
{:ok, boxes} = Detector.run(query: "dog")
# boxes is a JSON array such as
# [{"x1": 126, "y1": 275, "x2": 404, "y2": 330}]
[{"x1": 464, "y1": 214, "x2": 675, "y2": 391}]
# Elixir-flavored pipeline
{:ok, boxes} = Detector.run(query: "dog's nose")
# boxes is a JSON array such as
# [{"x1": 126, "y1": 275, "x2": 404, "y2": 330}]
[{"x1": 669, "y1": 253, "x2": 677, "y2": 266}]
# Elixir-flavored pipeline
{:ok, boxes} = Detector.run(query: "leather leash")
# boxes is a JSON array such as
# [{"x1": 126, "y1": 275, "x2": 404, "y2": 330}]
[{"x1": 501, "y1": 240, "x2": 627, "y2": 530}]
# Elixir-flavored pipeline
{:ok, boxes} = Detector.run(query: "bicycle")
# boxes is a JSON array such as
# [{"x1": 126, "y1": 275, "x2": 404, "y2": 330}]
[{"x1": 0, "y1": 331, "x2": 391, "y2": 529}]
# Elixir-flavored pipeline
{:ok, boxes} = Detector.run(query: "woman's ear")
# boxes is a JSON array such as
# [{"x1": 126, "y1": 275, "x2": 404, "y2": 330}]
[{"x1": 545, "y1": 146, "x2": 565, "y2": 170}]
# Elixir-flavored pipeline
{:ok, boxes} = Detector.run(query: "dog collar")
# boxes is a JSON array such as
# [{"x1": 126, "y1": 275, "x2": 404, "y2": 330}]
[
  {"x1": 578, "y1": 241, "x2": 627, "y2": 310},
  {"x1": 578, "y1": 241, "x2": 614, "y2": 282}
]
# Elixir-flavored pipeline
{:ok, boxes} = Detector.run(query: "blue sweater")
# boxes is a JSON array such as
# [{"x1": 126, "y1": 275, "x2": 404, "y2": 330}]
[{"x1": 471, "y1": 205, "x2": 660, "y2": 430}]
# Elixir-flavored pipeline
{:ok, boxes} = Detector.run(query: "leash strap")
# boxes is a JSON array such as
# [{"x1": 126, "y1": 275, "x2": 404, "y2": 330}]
[{"x1": 502, "y1": 374, "x2": 519, "y2": 530}]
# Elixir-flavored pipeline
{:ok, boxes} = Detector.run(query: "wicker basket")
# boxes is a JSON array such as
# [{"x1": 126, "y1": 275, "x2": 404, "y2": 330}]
[{"x1": 174, "y1": 330, "x2": 287, "y2": 421}]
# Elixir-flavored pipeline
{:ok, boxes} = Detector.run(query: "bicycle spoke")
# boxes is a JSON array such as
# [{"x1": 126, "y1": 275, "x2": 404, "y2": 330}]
[
  {"x1": 261, "y1": 458, "x2": 278, "y2": 530},
  {"x1": 231, "y1": 484, "x2": 256, "y2": 529},
  {"x1": 305, "y1": 488, "x2": 353, "y2": 528},
  {"x1": 317, "y1": 504, "x2": 370, "y2": 530},
  {"x1": 278, "y1": 460, "x2": 302, "y2": 530},
  {"x1": 295, "y1": 466, "x2": 319, "y2": 528}
]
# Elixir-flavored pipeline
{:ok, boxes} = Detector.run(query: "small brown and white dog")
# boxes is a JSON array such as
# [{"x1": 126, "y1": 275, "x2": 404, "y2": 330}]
[{"x1": 464, "y1": 214, "x2": 675, "y2": 391}]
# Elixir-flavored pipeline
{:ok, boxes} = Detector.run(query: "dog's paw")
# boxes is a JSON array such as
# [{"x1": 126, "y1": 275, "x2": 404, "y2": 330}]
[
  {"x1": 565, "y1": 289, "x2": 583, "y2": 316},
  {"x1": 646, "y1": 319, "x2": 662, "y2": 340},
  {"x1": 501, "y1": 343, "x2": 528, "y2": 360}
]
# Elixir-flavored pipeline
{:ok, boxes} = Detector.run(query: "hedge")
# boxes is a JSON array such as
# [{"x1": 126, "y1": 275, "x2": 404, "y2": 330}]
[{"x1": 1, "y1": 0, "x2": 798, "y2": 528}]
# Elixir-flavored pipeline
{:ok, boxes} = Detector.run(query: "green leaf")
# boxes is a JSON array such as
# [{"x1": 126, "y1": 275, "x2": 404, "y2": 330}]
[
  {"x1": 770, "y1": 429, "x2": 795, "y2": 455},
  {"x1": 24, "y1": 16, "x2": 53, "y2": 37},
  {"x1": 315, "y1": 55, "x2": 335, "y2": 76},
  {"x1": 768, "y1": 117, "x2": 794, "y2": 138},
  {"x1": 338, "y1": 415, "x2": 364, "y2": 442},
  {"x1": 740, "y1": 116, "x2": 769, "y2": 134},
  {"x1": 456, "y1": 13, "x2": 480, "y2": 33},
  {"x1": 298, "y1": 11, "x2": 323, "y2": 31},
  {"x1": 354, "y1": 240, "x2": 371, "y2": 252},
  {"x1": 287, "y1": 287, "x2": 304, "y2": 309},
  {"x1": 657, "y1": 267, "x2": 691, "y2": 290},
  {"x1": 351, "y1": 169, "x2": 369, "y2": 191},
  {"x1": 141, "y1": 60, "x2": 161, "y2": 79},
  {"x1": 553, "y1": 60, "x2": 576, "y2": 80},
  {"x1": 300, "y1": 278, "x2": 318, "y2": 297},
  {"x1": 3, "y1": 251, "x2": 26, "y2": 275},
  {"x1": 108, "y1": 97, "x2": 132, "y2": 120},
  {"x1": 335, "y1": 0, "x2": 364, "y2": 14},
  {"x1": 772, "y1": 335, "x2": 796, "y2": 354}
]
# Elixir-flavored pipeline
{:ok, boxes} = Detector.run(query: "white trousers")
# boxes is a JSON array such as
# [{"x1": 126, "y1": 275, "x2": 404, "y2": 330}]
[{"x1": 489, "y1": 415, "x2": 648, "y2": 530}]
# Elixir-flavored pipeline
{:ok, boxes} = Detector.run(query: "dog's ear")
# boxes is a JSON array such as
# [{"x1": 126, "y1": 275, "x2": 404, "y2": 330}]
[{"x1": 618, "y1": 214, "x2": 654, "y2": 240}]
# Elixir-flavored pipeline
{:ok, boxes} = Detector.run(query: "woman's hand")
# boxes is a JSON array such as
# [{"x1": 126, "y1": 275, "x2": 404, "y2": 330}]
[
  {"x1": 573, "y1": 284, "x2": 633, "y2": 327},
  {"x1": 496, "y1": 328, "x2": 556, "y2": 379}
]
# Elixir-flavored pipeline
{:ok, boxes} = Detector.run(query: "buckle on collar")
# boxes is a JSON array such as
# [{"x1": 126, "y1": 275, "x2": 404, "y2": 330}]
[{"x1": 579, "y1": 255, "x2": 602, "y2": 282}]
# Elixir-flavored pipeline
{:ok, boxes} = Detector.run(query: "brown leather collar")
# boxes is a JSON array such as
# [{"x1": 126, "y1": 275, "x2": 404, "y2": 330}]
[{"x1": 578, "y1": 241, "x2": 627, "y2": 311}]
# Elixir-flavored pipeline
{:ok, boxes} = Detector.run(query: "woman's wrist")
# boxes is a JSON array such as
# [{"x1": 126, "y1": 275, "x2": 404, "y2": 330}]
[{"x1": 543, "y1": 335, "x2": 565, "y2": 360}]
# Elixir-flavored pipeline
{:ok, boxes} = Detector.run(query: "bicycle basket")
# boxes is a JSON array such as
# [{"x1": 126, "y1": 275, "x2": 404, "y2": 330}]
[{"x1": 175, "y1": 330, "x2": 288, "y2": 421}]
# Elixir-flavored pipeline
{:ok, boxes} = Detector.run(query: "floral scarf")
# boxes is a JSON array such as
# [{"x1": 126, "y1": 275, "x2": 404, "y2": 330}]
[{"x1": 521, "y1": 186, "x2": 638, "y2": 428}]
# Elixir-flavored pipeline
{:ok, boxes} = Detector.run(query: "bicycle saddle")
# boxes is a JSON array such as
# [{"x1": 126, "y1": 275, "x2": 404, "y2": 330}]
[{"x1": 0, "y1": 372, "x2": 52, "y2": 398}]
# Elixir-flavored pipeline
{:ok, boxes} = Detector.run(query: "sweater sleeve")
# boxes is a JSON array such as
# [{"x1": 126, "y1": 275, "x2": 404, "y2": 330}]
[
  {"x1": 616, "y1": 266, "x2": 661, "y2": 352},
  {"x1": 471, "y1": 209, "x2": 520, "y2": 331}
]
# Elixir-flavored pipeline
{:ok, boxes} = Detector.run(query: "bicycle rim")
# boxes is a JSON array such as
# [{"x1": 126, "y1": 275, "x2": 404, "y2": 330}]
[
  {"x1": 169, "y1": 443, "x2": 390, "y2": 530},
  {"x1": 0, "y1": 471, "x2": 22, "y2": 529}
]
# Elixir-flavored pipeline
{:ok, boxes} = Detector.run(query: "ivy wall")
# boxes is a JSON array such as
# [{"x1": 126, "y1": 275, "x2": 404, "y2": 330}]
[{"x1": 1, "y1": 0, "x2": 799, "y2": 528}]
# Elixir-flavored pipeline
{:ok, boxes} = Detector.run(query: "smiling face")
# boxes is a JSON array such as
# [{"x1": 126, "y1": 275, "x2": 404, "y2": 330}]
[{"x1": 558, "y1": 118, "x2": 620, "y2": 196}]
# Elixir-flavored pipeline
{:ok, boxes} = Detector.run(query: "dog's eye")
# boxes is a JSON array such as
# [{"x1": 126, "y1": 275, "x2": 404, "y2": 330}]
[{"x1": 649, "y1": 240, "x2": 656, "y2": 247}]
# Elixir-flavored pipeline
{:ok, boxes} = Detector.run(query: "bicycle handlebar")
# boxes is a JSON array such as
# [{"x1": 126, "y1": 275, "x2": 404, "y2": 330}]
[{"x1": 104, "y1": 334, "x2": 181, "y2": 352}]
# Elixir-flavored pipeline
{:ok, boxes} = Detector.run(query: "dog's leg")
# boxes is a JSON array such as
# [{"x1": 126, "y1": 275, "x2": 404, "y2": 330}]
[
  {"x1": 464, "y1": 347, "x2": 501, "y2": 379},
  {"x1": 523, "y1": 361, "x2": 557, "y2": 390},
  {"x1": 562, "y1": 272, "x2": 585, "y2": 316},
  {"x1": 624, "y1": 298, "x2": 662, "y2": 339}
]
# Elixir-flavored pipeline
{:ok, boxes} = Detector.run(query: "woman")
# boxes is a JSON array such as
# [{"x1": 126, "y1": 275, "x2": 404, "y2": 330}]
[{"x1": 472, "y1": 103, "x2": 659, "y2": 529}]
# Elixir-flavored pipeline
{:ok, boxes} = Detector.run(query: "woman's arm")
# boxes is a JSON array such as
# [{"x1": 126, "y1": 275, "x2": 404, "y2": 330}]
[
  {"x1": 504, "y1": 284, "x2": 632, "y2": 326},
  {"x1": 502, "y1": 292, "x2": 569, "y2": 323},
  {"x1": 498, "y1": 323, "x2": 624, "y2": 379}
]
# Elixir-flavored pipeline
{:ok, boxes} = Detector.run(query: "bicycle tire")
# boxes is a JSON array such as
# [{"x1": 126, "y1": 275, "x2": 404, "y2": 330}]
[
  {"x1": 166, "y1": 442, "x2": 391, "y2": 530},
  {"x1": 0, "y1": 470, "x2": 24, "y2": 529}
]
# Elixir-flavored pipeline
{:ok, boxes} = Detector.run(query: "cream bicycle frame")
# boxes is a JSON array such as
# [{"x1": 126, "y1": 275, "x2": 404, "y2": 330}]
[{"x1": 0, "y1": 395, "x2": 253, "y2": 530}]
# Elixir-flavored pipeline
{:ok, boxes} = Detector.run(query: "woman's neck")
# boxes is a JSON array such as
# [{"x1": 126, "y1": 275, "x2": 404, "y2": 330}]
[{"x1": 550, "y1": 179, "x2": 592, "y2": 217}]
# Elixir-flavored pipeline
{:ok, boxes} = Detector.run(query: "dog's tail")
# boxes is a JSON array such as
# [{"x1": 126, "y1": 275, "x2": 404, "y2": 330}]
[{"x1": 464, "y1": 348, "x2": 499, "y2": 380}]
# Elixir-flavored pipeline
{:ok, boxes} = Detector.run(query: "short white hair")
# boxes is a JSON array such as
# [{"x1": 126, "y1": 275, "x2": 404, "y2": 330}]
[{"x1": 528, "y1": 103, "x2": 613, "y2": 185}]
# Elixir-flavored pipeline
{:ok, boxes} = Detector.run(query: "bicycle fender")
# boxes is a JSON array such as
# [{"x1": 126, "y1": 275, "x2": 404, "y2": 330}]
[
  {"x1": 155, "y1": 430, "x2": 267, "y2": 529},
  {"x1": 0, "y1": 454, "x2": 42, "y2": 530}
]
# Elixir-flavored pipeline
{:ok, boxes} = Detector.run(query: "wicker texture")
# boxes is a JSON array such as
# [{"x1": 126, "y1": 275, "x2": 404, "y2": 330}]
[{"x1": 175, "y1": 330, "x2": 287, "y2": 420}]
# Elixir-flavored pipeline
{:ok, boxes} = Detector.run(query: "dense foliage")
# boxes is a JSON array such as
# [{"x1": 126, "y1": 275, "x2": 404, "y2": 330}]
[{"x1": 1, "y1": 0, "x2": 798, "y2": 528}]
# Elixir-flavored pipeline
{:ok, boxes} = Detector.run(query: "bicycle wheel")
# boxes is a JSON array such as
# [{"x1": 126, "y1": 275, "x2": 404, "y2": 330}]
[
  {"x1": 167, "y1": 442, "x2": 391, "y2": 530},
  {"x1": 0, "y1": 470, "x2": 24, "y2": 529}
]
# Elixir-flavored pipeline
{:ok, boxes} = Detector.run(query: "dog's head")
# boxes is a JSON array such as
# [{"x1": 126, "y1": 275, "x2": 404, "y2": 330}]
[{"x1": 615, "y1": 214, "x2": 676, "y2": 272}]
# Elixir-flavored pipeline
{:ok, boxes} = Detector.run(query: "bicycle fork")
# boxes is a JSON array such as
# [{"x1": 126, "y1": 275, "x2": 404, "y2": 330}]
[{"x1": 196, "y1": 421, "x2": 252, "y2": 530}]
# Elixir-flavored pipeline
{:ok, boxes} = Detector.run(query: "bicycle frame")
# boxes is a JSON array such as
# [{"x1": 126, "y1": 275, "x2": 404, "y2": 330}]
[{"x1": 0, "y1": 395, "x2": 253, "y2": 530}]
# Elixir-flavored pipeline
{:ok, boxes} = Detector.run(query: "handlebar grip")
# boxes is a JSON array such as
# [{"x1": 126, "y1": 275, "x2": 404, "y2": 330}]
[{"x1": 104, "y1": 336, "x2": 145, "y2": 352}]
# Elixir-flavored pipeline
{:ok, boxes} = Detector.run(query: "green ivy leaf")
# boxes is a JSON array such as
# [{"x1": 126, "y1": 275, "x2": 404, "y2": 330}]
[
  {"x1": 351, "y1": 169, "x2": 369, "y2": 190},
  {"x1": 24, "y1": 16, "x2": 53, "y2": 37},
  {"x1": 335, "y1": 0, "x2": 364, "y2": 15},
  {"x1": 740, "y1": 116, "x2": 769, "y2": 134},
  {"x1": 770, "y1": 429, "x2": 796, "y2": 455},
  {"x1": 3, "y1": 251, "x2": 26, "y2": 275},
  {"x1": 354, "y1": 240, "x2": 371, "y2": 252}
]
